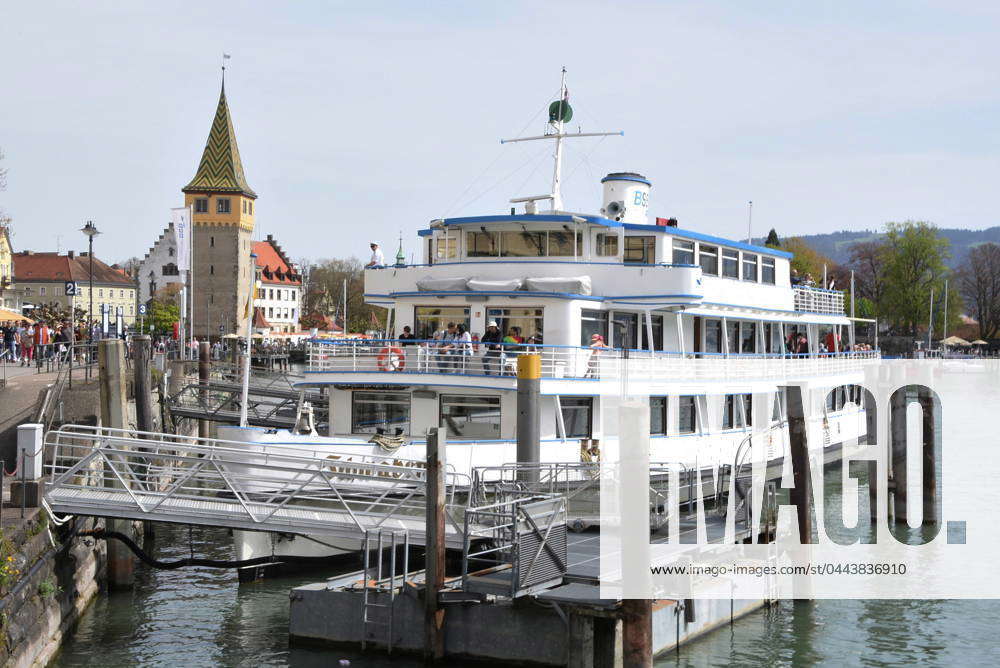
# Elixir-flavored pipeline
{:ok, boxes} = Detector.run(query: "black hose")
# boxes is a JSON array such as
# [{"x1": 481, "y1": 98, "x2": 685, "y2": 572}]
[{"x1": 80, "y1": 528, "x2": 355, "y2": 570}]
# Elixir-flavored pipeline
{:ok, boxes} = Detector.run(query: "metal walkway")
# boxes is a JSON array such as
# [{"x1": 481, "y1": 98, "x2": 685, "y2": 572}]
[
  {"x1": 43, "y1": 425, "x2": 469, "y2": 547},
  {"x1": 167, "y1": 382, "x2": 327, "y2": 429}
]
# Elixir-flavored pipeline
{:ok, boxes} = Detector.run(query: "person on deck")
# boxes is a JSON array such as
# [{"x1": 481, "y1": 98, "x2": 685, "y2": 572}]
[
  {"x1": 480, "y1": 320, "x2": 503, "y2": 375},
  {"x1": 365, "y1": 242, "x2": 385, "y2": 269}
]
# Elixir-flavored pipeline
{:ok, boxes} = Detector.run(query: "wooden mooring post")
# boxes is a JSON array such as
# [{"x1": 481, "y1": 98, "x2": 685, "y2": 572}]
[
  {"x1": 622, "y1": 599, "x2": 653, "y2": 668},
  {"x1": 424, "y1": 426, "x2": 446, "y2": 661},
  {"x1": 99, "y1": 338, "x2": 135, "y2": 588},
  {"x1": 133, "y1": 335, "x2": 156, "y2": 542},
  {"x1": 198, "y1": 341, "x2": 211, "y2": 440}
]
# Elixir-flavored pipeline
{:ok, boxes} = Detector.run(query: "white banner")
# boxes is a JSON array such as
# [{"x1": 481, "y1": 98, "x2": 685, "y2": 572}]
[{"x1": 171, "y1": 207, "x2": 192, "y2": 272}]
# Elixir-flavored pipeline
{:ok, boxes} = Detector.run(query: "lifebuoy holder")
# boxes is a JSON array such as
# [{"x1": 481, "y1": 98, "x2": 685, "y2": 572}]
[{"x1": 377, "y1": 346, "x2": 405, "y2": 371}]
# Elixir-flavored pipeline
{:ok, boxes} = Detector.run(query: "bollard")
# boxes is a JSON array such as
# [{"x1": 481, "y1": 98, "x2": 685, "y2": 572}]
[
  {"x1": 12, "y1": 423, "x2": 44, "y2": 509},
  {"x1": 516, "y1": 354, "x2": 541, "y2": 483}
]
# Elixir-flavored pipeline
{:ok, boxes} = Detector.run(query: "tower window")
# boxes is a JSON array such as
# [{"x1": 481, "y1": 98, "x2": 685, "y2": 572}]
[
  {"x1": 210, "y1": 265, "x2": 215, "y2": 275},
  {"x1": 210, "y1": 236, "x2": 215, "y2": 247},
  {"x1": 217, "y1": 198, "x2": 231, "y2": 214},
  {"x1": 195, "y1": 198, "x2": 208, "y2": 213}
]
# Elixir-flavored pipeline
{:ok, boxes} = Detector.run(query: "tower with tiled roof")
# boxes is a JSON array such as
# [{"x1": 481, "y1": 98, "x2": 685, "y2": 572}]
[{"x1": 181, "y1": 79, "x2": 257, "y2": 337}]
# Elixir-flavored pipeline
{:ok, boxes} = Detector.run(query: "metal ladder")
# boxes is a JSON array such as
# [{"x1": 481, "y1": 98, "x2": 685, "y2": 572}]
[{"x1": 360, "y1": 528, "x2": 409, "y2": 653}]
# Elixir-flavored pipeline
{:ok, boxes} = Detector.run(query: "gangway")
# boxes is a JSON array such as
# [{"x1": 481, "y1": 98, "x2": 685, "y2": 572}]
[
  {"x1": 43, "y1": 425, "x2": 470, "y2": 548},
  {"x1": 167, "y1": 382, "x2": 327, "y2": 430}
]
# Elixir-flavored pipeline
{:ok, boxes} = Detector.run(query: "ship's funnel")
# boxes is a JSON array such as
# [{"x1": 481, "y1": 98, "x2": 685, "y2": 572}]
[{"x1": 600, "y1": 172, "x2": 651, "y2": 224}]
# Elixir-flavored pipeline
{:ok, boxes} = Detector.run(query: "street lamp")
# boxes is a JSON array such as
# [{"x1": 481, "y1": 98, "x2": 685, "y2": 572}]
[{"x1": 80, "y1": 221, "x2": 100, "y2": 346}]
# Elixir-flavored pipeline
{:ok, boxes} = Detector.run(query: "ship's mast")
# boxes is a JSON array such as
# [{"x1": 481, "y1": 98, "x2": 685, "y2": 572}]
[
  {"x1": 551, "y1": 67, "x2": 568, "y2": 211},
  {"x1": 502, "y1": 68, "x2": 622, "y2": 213}
]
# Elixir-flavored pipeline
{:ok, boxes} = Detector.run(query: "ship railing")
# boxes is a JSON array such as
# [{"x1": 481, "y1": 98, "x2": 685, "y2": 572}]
[
  {"x1": 793, "y1": 285, "x2": 845, "y2": 315},
  {"x1": 307, "y1": 338, "x2": 879, "y2": 381}
]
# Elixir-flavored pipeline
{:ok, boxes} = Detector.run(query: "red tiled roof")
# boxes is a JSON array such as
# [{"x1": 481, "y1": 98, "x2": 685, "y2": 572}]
[
  {"x1": 13, "y1": 252, "x2": 135, "y2": 286},
  {"x1": 253, "y1": 236, "x2": 301, "y2": 286}
]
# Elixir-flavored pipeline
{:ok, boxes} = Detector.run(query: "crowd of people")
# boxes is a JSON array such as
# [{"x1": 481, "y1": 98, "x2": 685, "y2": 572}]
[
  {"x1": 388, "y1": 321, "x2": 543, "y2": 375},
  {"x1": 0, "y1": 319, "x2": 88, "y2": 366}
]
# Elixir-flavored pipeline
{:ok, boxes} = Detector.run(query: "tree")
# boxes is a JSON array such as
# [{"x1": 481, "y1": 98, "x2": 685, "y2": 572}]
[
  {"x1": 301, "y1": 257, "x2": 386, "y2": 333},
  {"x1": 31, "y1": 300, "x2": 86, "y2": 325},
  {"x1": 764, "y1": 228, "x2": 780, "y2": 248},
  {"x1": 879, "y1": 221, "x2": 959, "y2": 336},
  {"x1": 847, "y1": 240, "x2": 889, "y2": 311},
  {"x1": 783, "y1": 237, "x2": 834, "y2": 282},
  {"x1": 148, "y1": 298, "x2": 180, "y2": 334},
  {"x1": 0, "y1": 148, "x2": 9, "y2": 225},
  {"x1": 958, "y1": 242, "x2": 1000, "y2": 339}
]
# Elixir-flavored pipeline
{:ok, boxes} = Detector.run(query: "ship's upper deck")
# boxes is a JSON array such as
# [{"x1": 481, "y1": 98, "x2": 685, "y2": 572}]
[{"x1": 367, "y1": 213, "x2": 844, "y2": 319}]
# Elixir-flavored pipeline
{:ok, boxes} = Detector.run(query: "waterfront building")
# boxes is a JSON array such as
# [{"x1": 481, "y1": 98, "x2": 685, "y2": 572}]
[
  {"x1": 0, "y1": 222, "x2": 24, "y2": 311},
  {"x1": 13, "y1": 250, "x2": 136, "y2": 324},
  {"x1": 137, "y1": 222, "x2": 184, "y2": 305},
  {"x1": 252, "y1": 234, "x2": 302, "y2": 334}
]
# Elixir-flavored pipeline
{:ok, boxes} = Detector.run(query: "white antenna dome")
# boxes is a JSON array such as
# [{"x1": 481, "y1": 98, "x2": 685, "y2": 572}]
[{"x1": 600, "y1": 172, "x2": 651, "y2": 224}]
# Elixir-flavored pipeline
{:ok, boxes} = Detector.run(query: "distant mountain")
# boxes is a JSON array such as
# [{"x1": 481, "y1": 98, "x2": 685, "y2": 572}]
[{"x1": 756, "y1": 227, "x2": 1000, "y2": 268}]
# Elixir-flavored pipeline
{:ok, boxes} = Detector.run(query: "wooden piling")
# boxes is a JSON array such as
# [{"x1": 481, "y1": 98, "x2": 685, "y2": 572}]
[
  {"x1": 98, "y1": 338, "x2": 135, "y2": 589},
  {"x1": 621, "y1": 598, "x2": 653, "y2": 668},
  {"x1": 424, "y1": 426, "x2": 446, "y2": 661},
  {"x1": 198, "y1": 341, "x2": 211, "y2": 440},
  {"x1": 785, "y1": 384, "x2": 813, "y2": 545},
  {"x1": 133, "y1": 336, "x2": 153, "y2": 434},
  {"x1": 889, "y1": 389, "x2": 908, "y2": 525},
  {"x1": 918, "y1": 390, "x2": 939, "y2": 525}
]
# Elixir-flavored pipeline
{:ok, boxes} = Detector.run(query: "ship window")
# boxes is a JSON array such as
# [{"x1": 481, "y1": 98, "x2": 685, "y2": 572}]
[
  {"x1": 548, "y1": 230, "x2": 583, "y2": 257},
  {"x1": 500, "y1": 231, "x2": 545, "y2": 257},
  {"x1": 699, "y1": 244, "x2": 719, "y2": 275},
  {"x1": 762, "y1": 257, "x2": 775, "y2": 284},
  {"x1": 436, "y1": 235, "x2": 458, "y2": 260},
  {"x1": 194, "y1": 198, "x2": 208, "y2": 213},
  {"x1": 352, "y1": 391, "x2": 411, "y2": 435},
  {"x1": 580, "y1": 309, "x2": 608, "y2": 346},
  {"x1": 414, "y1": 306, "x2": 470, "y2": 340},
  {"x1": 725, "y1": 320, "x2": 739, "y2": 354},
  {"x1": 466, "y1": 231, "x2": 498, "y2": 257},
  {"x1": 440, "y1": 395, "x2": 501, "y2": 439},
  {"x1": 678, "y1": 396, "x2": 697, "y2": 434},
  {"x1": 611, "y1": 311, "x2": 639, "y2": 349},
  {"x1": 742, "y1": 253, "x2": 758, "y2": 281},
  {"x1": 740, "y1": 321, "x2": 756, "y2": 353},
  {"x1": 487, "y1": 307, "x2": 543, "y2": 343},
  {"x1": 773, "y1": 387, "x2": 787, "y2": 421},
  {"x1": 595, "y1": 233, "x2": 618, "y2": 257},
  {"x1": 640, "y1": 313, "x2": 663, "y2": 351},
  {"x1": 650, "y1": 397, "x2": 667, "y2": 435},
  {"x1": 217, "y1": 198, "x2": 231, "y2": 214},
  {"x1": 704, "y1": 319, "x2": 722, "y2": 354},
  {"x1": 723, "y1": 394, "x2": 752, "y2": 429},
  {"x1": 722, "y1": 249, "x2": 739, "y2": 278},
  {"x1": 672, "y1": 240, "x2": 695, "y2": 265},
  {"x1": 559, "y1": 397, "x2": 593, "y2": 438},
  {"x1": 624, "y1": 236, "x2": 655, "y2": 264}
]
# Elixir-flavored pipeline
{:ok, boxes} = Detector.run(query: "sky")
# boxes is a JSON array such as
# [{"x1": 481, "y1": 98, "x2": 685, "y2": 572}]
[{"x1": 2, "y1": 1, "x2": 1000, "y2": 265}]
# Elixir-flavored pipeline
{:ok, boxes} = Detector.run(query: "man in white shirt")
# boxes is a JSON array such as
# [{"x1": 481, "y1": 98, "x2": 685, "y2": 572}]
[{"x1": 366, "y1": 241, "x2": 385, "y2": 268}]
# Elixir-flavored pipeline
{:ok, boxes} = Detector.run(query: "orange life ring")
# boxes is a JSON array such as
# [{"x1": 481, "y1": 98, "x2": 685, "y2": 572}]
[{"x1": 377, "y1": 346, "x2": 405, "y2": 371}]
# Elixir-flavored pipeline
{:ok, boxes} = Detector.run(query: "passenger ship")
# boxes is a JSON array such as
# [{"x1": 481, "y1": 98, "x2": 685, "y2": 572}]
[{"x1": 229, "y1": 72, "x2": 878, "y2": 564}]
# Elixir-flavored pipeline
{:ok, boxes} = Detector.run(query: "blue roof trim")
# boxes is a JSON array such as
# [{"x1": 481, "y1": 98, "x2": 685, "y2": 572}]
[
  {"x1": 441, "y1": 214, "x2": 617, "y2": 227},
  {"x1": 600, "y1": 175, "x2": 651, "y2": 186},
  {"x1": 416, "y1": 215, "x2": 792, "y2": 259},
  {"x1": 366, "y1": 291, "x2": 702, "y2": 302},
  {"x1": 633, "y1": 224, "x2": 793, "y2": 259}
]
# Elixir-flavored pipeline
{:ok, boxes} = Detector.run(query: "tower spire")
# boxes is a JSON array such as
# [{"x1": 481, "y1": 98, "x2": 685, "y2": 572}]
[{"x1": 182, "y1": 69, "x2": 255, "y2": 198}]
